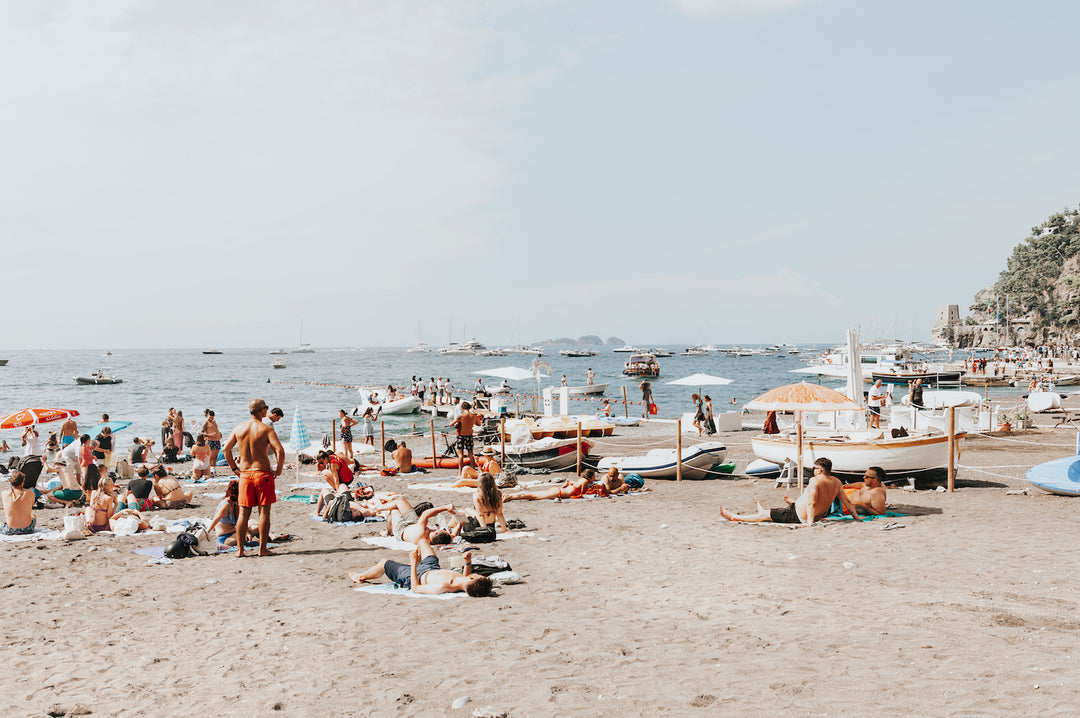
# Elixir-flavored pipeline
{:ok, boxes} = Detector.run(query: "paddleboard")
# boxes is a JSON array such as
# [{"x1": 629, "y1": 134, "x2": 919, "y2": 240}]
[
  {"x1": 1025, "y1": 455, "x2": 1080, "y2": 496},
  {"x1": 745, "y1": 459, "x2": 780, "y2": 477}
]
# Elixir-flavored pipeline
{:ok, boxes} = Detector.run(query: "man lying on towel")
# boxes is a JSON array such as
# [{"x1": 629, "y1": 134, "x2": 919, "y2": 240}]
[
  {"x1": 718, "y1": 457, "x2": 862, "y2": 526},
  {"x1": 366, "y1": 496, "x2": 459, "y2": 545},
  {"x1": 349, "y1": 538, "x2": 493, "y2": 597},
  {"x1": 842, "y1": 466, "x2": 887, "y2": 516}
]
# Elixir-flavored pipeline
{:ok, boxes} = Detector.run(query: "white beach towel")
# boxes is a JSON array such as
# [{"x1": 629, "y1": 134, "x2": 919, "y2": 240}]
[
  {"x1": 0, "y1": 527, "x2": 62, "y2": 542},
  {"x1": 362, "y1": 535, "x2": 415, "y2": 551},
  {"x1": 353, "y1": 584, "x2": 465, "y2": 600},
  {"x1": 406, "y1": 483, "x2": 473, "y2": 493}
]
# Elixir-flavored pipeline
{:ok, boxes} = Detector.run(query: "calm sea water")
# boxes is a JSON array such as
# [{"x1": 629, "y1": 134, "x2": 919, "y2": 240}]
[{"x1": 0, "y1": 346, "x2": 843, "y2": 446}]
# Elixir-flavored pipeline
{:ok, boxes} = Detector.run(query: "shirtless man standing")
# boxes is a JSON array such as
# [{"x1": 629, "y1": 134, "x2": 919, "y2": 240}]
[
  {"x1": 59, "y1": 416, "x2": 79, "y2": 449},
  {"x1": 349, "y1": 538, "x2": 493, "y2": 597},
  {"x1": 842, "y1": 466, "x2": 888, "y2": 516},
  {"x1": 223, "y1": 398, "x2": 285, "y2": 557},
  {"x1": 718, "y1": 457, "x2": 862, "y2": 526},
  {"x1": 450, "y1": 402, "x2": 482, "y2": 477}
]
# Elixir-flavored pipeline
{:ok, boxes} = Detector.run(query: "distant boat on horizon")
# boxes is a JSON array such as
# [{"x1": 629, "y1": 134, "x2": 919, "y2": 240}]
[
  {"x1": 202, "y1": 350, "x2": 223, "y2": 355},
  {"x1": 293, "y1": 318, "x2": 315, "y2": 354}
]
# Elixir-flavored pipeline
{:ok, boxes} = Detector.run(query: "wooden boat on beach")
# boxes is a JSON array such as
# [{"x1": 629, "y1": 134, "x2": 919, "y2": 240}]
[
  {"x1": 503, "y1": 416, "x2": 614, "y2": 440},
  {"x1": 751, "y1": 428, "x2": 960, "y2": 481},
  {"x1": 501, "y1": 436, "x2": 593, "y2": 471}
]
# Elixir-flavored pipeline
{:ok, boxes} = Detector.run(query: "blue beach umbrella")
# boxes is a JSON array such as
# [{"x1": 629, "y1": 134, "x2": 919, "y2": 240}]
[
  {"x1": 88, "y1": 420, "x2": 133, "y2": 436},
  {"x1": 289, "y1": 406, "x2": 309, "y2": 489}
]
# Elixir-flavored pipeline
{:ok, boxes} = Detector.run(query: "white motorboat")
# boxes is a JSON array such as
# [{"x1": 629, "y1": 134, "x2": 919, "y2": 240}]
[
  {"x1": 612, "y1": 345, "x2": 647, "y2": 353},
  {"x1": 623, "y1": 353, "x2": 660, "y2": 378},
  {"x1": 272, "y1": 359, "x2": 286, "y2": 369},
  {"x1": 559, "y1": 348, "x2": 598, "y2": 357},
  {"x1": 751, "y1": 428, "x2": 960, "y2": 480},
  {"x1": 407, "y1": 343, "x2": 432, "y2": 354},
  {"x1": 439, "y1": 340, "x2": 486, "y2": 356},
  {"x1": 597, "y1": 441, "x2": 727, "y2": 480},
  {"x1": 292, "y1": 318, "x2": 315, "y2": 353},
  {"x1": 75, "y1": 369, "x2": 122, "y2": 385},
  {"x1": 566, "y1": 383, "x2": 608, "y2": 396},
  {"x1": 651, "y1": 348, "x2": 672, "y2": 357},
  {"x1": 477, "y1": 349, "x2": 506, "y2": 357},
  {"x1": 269, "y1": 349, "x2": 288, "y2": 355},
  {"x1": 681, "y1": 347, "x2": 709, "y2": 356},
  {"x1": 355, "y1": 389, "x2": 422, "y2": 415},
  {"x1": 505, "y1": 345, "x2": 544, "y2": 356}
]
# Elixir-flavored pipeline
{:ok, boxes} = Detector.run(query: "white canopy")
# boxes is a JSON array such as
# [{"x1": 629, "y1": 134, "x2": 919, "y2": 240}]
[
  {"x1": 666, "y1": 372, "x2": 733, "y2": 387},
  {"x1": 472, "y1": 366, "x2": 535, "y2": 381}
]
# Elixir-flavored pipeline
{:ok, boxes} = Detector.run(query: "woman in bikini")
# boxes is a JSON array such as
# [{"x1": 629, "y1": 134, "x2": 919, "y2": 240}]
[
  {"x1": 152, "y1": 466, "x2": 193, "y2": 509},
  {"x1": 190, "y1": 434, "x2": 213, "y2": 481},
  {"x1": 339, "y1": 409, "x2": 358, "y2": 460},
  {"x1": 86, "y1": 475, "x2": 118, "y2": 533},
  {"x1": 691, "y1": 393, "x2": 705, "y2": 437},
  {"x1": 207, "y1": 479, "x2": 240, "y2": 546},
  {"x1": 504, "y1": 469, "x2": 596, "y2": 501},
  {"x1": 471, "y1": 472, "x2": 508, "y2": 532}
]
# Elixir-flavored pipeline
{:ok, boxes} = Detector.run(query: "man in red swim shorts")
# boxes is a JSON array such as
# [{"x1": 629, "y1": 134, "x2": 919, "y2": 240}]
[{"x1": 223, "y1": 398, "x2": 285, "y2": 557}]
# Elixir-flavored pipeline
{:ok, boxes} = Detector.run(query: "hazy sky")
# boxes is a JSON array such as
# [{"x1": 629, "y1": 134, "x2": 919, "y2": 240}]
[{"x1": 2, "y1": 0, "x2": 1077, "y2": 350}]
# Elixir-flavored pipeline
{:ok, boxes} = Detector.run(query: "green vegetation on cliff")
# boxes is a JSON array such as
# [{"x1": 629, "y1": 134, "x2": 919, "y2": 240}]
[{"x1": 977, "y1": 207, "x2": 1080, "y2": 328}]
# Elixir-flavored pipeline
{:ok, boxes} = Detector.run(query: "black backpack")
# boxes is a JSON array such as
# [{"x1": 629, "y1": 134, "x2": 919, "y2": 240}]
[{"x1": 324, "y1": 494, "x2": 353, "y2": 523}]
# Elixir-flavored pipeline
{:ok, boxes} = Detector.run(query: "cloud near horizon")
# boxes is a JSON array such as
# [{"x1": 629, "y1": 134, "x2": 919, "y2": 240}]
[{"x1": 669, "y1": 0, "x2": 809, "y2": 17}]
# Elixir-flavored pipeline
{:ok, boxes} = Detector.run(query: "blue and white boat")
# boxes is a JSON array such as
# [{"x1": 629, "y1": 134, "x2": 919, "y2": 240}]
[
  {"x1": 597, "y1": 441, "x2": 726, "y2": 480},
  {"x1": 1026, "y1": 455, "x2": 1080, "y2": 496}
]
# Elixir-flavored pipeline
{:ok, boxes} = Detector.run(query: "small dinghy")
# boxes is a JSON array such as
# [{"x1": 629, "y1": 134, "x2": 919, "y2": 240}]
[
  {"x1": 75, "y1": 369, "x2": 122, "y2": 385},
  {"x1": 597, "y1": 441, "x2": 727, "y2": 480}
]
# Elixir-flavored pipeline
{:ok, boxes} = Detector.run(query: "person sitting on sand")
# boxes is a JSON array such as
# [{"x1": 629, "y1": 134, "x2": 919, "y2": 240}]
[
  {"x1": 366, "y1": 497, "x2": 456, "y2": 545},
  {"x1": 601, "y1": 398, "x2": 612, "y2": 417},
  {"x1": 602, "y1": 467, "x2": 647, "y2": 495},
  {"x1": 316, "y1": 488, "x2": 380, "y2": 522},
  {"x1": 349, "y1": 540, "x2": 493, "y2": 597},
  {"x1": 391, "y1": 441, "x2": 414, "y2": 473},
  {"x1": 842, "y1": 466, "x2": 888, "y2": 516},
  {"x1": 2, "y1": 471, "x2": 37, "y2": 535},
  {"x1": 471, "y1": 472, "x2": 508, "y2": 532},
  {"x1": 504, "y1": 469, "x2": 597, "y2": 502},
  {"x1": 718, "y1": 457, "x2": 861, "y2": 526},
  {"x1": 316, "y1": 449, "x2": 354, "y2": 492},
  {"x1": 207, "y1": 479, "x2": 241, "y2": 546},
  {"x1": 161, "y1": 435, "x2": 180, "y2": 463},
  {"x1": 124, "y1": 465, "x2": 156, "y2": 512},
  {"x1": 85, "y1": 475, "x2": 118, "y2": 533},
  {"x1": 151, "y1": 465, "x2": 193, "y2": 509},
  {"x1": 451, "y1": 447, "x2": 501, "y2": 488}
]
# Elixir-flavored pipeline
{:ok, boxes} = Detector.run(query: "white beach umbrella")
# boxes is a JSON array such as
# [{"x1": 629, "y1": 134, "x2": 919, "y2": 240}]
[{"x1": 666, "y1": 372, "x2": 733, "y2": 394}]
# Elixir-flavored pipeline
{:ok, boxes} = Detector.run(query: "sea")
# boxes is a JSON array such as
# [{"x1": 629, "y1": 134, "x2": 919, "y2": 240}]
[{"x1": 0, "y1": 345, "x2": 1023, "y2": 447}]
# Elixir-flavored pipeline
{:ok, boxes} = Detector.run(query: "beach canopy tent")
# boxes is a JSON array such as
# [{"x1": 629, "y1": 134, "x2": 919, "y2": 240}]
[
  {"x1": 744, "y1": 382, "x2": 862, "y2": 489},
  {"x1": 472, "y1": 366, "x2": 536, "y2": 382},
  {"x1": 0, "y1": 408, "x2": 80, "y2": 431}
]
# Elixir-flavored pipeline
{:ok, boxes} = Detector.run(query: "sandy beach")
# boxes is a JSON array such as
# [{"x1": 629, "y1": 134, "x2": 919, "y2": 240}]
[{"x1": 3, "y1": 407, "x2": 1079, "y2": 718}]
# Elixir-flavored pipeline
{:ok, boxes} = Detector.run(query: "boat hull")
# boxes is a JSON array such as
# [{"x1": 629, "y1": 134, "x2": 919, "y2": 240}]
[
  {"x1": 355, "y1": 397, "x2": 422, "y2": 415},
  {"x1": 567, "y1": 383, "x2": 608, "y2": 396},
  {"x1": 596, "y1": 442, "x2": 727, "y2": 480},
  {"x1": 751, "y1": 431, "x2": 959, "y2": 479},
  {"x1": 871, "y1": 371, "x2": 962, "y2": 386},
  {"x1": 1026, "y1": 455, "x2": 1080, "y2": 496},
  {"x1": 75, "y1": 377, "x2": 122, "y2": 385},
  {"x1": 502, "y1": 438, "x2": 593, "y2": 471}
]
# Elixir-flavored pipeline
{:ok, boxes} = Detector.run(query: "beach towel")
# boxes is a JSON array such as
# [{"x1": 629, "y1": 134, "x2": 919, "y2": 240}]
[
  {"x1": 825, "y1": 509, "x2": 908, "y2": 521},
  {"x1": 353, "y1": 583, "x2": 465, "y2": 601},
  {"x1": 0, "y1": 527, "x2": 61, "y2": 542},
  {"x1": 310, "y1": 514, "x2": 385, "y2": 526},
  {"x1": 284, "y1": 494, "x2": 318, "y2": 503},
  {"x1": 362, "y1": 535, "x2": 415, "y2": 551},
  {"x1": 406, "y1": 483, "x2": 473, "y2": 493}
]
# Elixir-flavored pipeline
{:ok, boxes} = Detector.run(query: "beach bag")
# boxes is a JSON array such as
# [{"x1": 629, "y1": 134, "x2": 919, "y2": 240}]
[
  {"x1": 62, "y1": 511, "x2": 86, "y2": 541},
  {"x1": 112, "y1": 515, "x2": 140, "y2": 536},
  {"x1": 648, "y1": 403, "x2": 658, "y2": 416},
  {"x1": 468, "y1": 555, "x2": 511, "y2": 576},
  {"x1": 461, "y1": 517, "x2": 496, "y2": 544},
  {"x1": 15, "y1": 456, "x2": 43, "y2": 489},
  {"x1": 324, "y1": 493, "x2": 353, "y2": 523},
  {"x1": 624, "y1": 473, "x2": 645, "y2": 489}
]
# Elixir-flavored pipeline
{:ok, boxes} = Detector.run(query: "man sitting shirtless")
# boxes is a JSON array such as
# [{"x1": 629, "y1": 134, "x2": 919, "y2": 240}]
[
  {"x1": 718, "y1": 457, "x2": 862, "y2": 526},
  {"x1": 503, "y1": 469, "x2": 596, "y2": 502},
  {"x1": 842, "y1": 466, "x2": 888, "y2": 516},
  {"x1": 349, "y1": 538, "x2": 493, "y2": 597}
]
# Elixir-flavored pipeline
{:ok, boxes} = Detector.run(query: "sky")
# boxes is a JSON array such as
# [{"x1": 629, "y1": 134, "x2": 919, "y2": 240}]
[{"x1": 2, "y1": 0, "x2": 1078, "y2": 350}]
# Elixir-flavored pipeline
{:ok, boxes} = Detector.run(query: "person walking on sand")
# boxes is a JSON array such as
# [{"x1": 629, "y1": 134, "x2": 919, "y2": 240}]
[
  {"x1": 223, "y1": 398, "x2": 285, "y2": 557},
  {"x1": 640, "y1": 381, "x2": 655, "y2": 418},
  {"x1": 691, "y1": 393, "x2": 705, "y2": 437},
  {"x1": 718, "y1": 457, "x2": 861, "y2": 526}
]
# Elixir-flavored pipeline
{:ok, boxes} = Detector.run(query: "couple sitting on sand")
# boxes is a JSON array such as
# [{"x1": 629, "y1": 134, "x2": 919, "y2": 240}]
[{"x1": 718, "y1": 457, "x2": 886, "y2": 525}]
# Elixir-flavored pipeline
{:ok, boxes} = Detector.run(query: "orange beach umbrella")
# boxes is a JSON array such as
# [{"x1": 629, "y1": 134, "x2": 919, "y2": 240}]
[
  {"x1": 0, "y1": 408, "x2": 80, "y2": 431},
  {"x1": 743, "y1": 381, "x2": 861, "y2": 413}
]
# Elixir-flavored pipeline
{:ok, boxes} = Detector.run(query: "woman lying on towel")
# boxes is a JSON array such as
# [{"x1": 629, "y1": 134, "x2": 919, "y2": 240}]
[{"x1": 503, "y1": 469, "x2": 597, "y2": 502}]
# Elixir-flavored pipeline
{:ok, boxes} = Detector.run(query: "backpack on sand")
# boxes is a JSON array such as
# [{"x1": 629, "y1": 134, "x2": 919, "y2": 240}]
[{"x1": 324, "y1": 493, "x2": 353, "y2": 523}]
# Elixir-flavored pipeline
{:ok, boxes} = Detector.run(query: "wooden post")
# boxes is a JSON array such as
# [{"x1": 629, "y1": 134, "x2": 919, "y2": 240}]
[
  {"x1": 796, "y1": 411, "x2": 804, "y2": 491},
  {"x1": 332, "y1": 419, "x2": 337, "y2": 452},
  {"x1": 430, "y1": 418, "x2": 437, "y2": 469},
  {"x1": 622, "y1": 386, "x2": 628, "y2": 418},
  {"x1": 676, "y1": 419, "x2": 683, "y2": 481},
  {"x1": 500, "y1": 417, "x2": 506, "y2": 464},
  {"x1": 947, "y1": 406, "x2": 956, "y2": 493},
  {"x1": 576, "y1": 421, "x2": 583, "y2": 475},
  {"x1": 380, "y1": 421, "x2": 386, "y2": 467}
]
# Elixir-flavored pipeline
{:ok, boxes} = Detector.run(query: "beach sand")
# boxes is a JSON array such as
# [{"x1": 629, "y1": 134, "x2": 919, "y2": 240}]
[{"x1": 2, "y1": 411, "x2": 1079, "y2": 717}]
